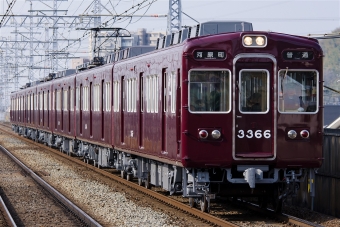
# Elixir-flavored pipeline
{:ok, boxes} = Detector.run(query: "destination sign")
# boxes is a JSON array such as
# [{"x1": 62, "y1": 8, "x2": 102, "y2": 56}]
[
  {"x1": 194, "y1": 50, "x2": 226, "y2": 60},
  {"x1": 282, "y1": 51, "x2": 314, "y2": 60}
]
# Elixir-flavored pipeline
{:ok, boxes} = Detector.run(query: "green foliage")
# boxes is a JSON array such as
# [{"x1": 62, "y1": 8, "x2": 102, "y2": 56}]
[{"x1": 319, "y1": 27, "x2": 340, "y2": 103}]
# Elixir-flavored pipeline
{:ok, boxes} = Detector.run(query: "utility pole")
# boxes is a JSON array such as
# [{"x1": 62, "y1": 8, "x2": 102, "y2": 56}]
[{"x1": 167, "y1": 0, "x2": 182, "y2": 35}]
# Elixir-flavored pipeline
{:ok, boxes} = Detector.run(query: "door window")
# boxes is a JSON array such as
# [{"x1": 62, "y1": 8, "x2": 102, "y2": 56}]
[{"x1": 239, "y1": 70, "x2": 269, "y2": 114}]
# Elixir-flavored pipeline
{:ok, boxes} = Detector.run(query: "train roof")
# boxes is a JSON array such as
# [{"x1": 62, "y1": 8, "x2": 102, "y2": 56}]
[{"x1": 156, "y1": 20, "x2": 253, "y2": 50}]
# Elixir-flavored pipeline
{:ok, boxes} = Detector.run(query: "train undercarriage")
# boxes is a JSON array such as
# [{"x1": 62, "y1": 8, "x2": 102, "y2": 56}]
[{"x1": 13, "y1": 125, "x2": 316, "y2": 213}]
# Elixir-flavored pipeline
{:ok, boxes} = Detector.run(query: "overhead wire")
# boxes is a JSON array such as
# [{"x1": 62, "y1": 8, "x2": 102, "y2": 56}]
[
  {"x1": 60, "y1": 0, "x2": 158, "y2": 52},
  {"x1": 0, "y1": 0, "x2": 17, "y2": 28},
  {"x1": 14, "y1": 0, "x2": 159, "y2": 77}
]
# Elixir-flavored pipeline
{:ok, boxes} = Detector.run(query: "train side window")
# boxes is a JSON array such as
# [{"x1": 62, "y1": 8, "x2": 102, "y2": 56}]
[
  {"x1": 76, "y1": 87, "x2": 80, "y2": 111},
  {"x1": 140, "y1": 74, "x2": 144, "y2": 112},
  {"x1": 70, "y1": 89, "x2": 74, "y2": 111},
  {"x1": 43, "y1": 92, "x2": 47, "y2": 110},
  {"x1": 56, "y1": 90, "x2": 61, "y2": 111},
  {"x1": 146, "y1": 76, "x2": 150, "y2": 113},
  {"x1": 278, "y1": 70, "x2": 318, "y2": 113},
  {"x1": 113, "y1": 81, "x2": 120, "y2": 112},
  {"x1": 239, "y1": 70, "x2": 269, "y2": 114},
  {"x1": 171, "y1": 71, "x2": 176, "y2": 113},
  {"x1": 93, "y1": 84, "x2": 100, "y2": 112},
  {"x1": 82, "y1": 86, "x2": 89, "y2": 111},
  {"x1": 63, "y1": 89, "x2": 68, "y2": 111},
  {"x1": 155, "y1": 75, "x2": 159, "y2": 113},
  {"x1": 163, "y1": 72, "x2": 167, "y2": 113},
  {"x1": 40, "y1": 92, "x2": 43, "y2": 111},
  {"x1": 189, "y1": 70, "x2": 230, "y2": 113},
  {"x1": 133, "y1": 79, "x2": 137, "y2": 112},
  {"x1": 105, "y1": 82, "x2": 111, "y2": 112}
]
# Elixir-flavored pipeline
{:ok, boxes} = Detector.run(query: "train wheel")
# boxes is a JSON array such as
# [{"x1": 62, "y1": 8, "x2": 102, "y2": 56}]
[
  {"x1": 145, "y1": 174, "x2": 151, "y2": 189},
  {"x1": 258, "y1": 196, "x2": 268, "y2": 209},
  {"x1": 189, "y1": 198, "x2": 195, "y2": 208},
  {"x1": 137, "y1": 178, "x2": 143, "y2": 186},
  {"x1": 272, "y1": 186, "x2": 283, "y2": 213},
  {"x1": 200, "y1": 196, "x2": 208, "y2": 212},
  {"x1": 121, "y1": 170, "x2": 126, "y2": 179},
  {"x1": 273, "y1": 198, "x2": 283, "y2": 213}
]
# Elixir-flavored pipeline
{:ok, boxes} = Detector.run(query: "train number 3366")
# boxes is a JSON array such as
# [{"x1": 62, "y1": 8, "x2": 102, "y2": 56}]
[{"x1": 237, "y1": 130, "x2": 271, "y2": 139}]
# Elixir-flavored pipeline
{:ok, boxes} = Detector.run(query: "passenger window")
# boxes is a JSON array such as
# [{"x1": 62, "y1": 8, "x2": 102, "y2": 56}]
[
  {"x1": 189, "y1": 70, "x2": 230, "y2": 113},
  {"x1": 278, "y1": 70, "x2": 318, "y2": 113},
  {"x1": 239, "y1": 70, "x2": 269, "y2": 113}
]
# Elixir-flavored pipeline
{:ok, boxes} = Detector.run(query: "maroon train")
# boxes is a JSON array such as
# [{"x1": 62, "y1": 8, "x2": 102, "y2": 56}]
[{"x1": 10, "y1": 21, "x2": 323, "y2": 212}]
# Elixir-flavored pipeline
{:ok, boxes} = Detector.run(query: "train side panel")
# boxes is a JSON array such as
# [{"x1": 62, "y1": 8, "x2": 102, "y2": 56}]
[
  {"x1": 113, "y1": 47, "x2": 182, "y2": 163},
  {"x1": 36, "y1": 81, "x2": 53, "y2": 133},
  {"x1": 76, "y1": 64, "x2": 113, "y2": 148},
  {"x1": 52, "y1": 75, "x2": 76, "y2": 139}
]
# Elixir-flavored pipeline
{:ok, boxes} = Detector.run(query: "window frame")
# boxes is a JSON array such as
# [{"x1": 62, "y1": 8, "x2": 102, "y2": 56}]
[
  {"x1": 238, "y1": 69, "x2": 270, "y2": 114},
  {"x1": 188, "y1": 69, "x2": 231, "y2": 114},
  {"x1": 278, "y1": 69, "x2": 319, "y2": 114}
]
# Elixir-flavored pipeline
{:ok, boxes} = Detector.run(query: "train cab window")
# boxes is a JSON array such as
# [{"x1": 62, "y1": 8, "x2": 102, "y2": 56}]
[
  {"x1": 189, "y1": 70, "x2": 230, "y2": 113},
  {"x1": 278, "y1": 70, "x2": 318, "y2": 113},
  {"x1": 239, "y1": 70, "x2": 269, "y2": 114}
]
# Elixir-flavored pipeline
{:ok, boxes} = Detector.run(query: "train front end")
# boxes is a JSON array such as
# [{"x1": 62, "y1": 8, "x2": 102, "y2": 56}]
[{"x1": 181, "y1": 31, "x2": 323, "y2": 211}]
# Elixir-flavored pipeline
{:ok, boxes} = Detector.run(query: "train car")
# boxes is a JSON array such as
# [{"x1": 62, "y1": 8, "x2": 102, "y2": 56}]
[
  {"x1": 25, "y1": 84, "x2": 38, "y2": 140},
  {"x1": 109, "y1": 22, "x2": 323, "y2": 212},
  {"x1": 74, "y1": 62, "x2": 114, "y2": 167},
  {"x1": 10, "y1": 21, "x2": 323, "y2": 213},
  {"x1": 40, "y1": 74, "x2": 75, "y2": 149},
  {"x1": 13, "y1": 86, "x2": 28, "y2": 135},
  {"x1": 10, "y1": 92, "x2": 17, "y2": 130}
]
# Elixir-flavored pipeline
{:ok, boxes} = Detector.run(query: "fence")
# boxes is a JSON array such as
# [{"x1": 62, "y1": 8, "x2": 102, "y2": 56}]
[{"x1": 297, "y1": 128, "x2": 340, "y2": 217}]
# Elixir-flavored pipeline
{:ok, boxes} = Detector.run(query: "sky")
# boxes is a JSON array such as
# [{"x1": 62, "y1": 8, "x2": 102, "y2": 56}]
[
  {"x1": 0, "y1": 0, "x2": 339, "y2": 80},
  {"x1": 1, "y1": 0, "x2": 340, "y2": 36}
]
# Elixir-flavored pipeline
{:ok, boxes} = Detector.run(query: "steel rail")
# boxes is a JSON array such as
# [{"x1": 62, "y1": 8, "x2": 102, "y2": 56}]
[
  {"x1": 0, "y1": 195, "x2": 17, "y2": 227},
  {"x1": 231, "y1": 199, "x2": 324, "y2": 227},
  {"x1": 0, "y1": 144, "x2": 102, "y2": 227},
  {"x1": 0, "y1": 126, "x2": 238, "y2": 227}
]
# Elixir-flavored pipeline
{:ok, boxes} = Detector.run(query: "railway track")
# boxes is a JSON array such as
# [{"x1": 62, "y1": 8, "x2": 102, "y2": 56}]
[
  {"x1": 0, "y1": 123, "x2": 325, "y2": 226},
  {"x1": 0, "y1": 195, "x2": 16, "y2": 227},
  {"x1": 0, "y1": 144, "x2": 96, "y2": 226}
]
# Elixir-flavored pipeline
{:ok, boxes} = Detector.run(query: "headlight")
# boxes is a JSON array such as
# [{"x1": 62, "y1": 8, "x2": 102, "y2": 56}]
[
  {"x1": 256, "y1": 36, "x2": 265, "y2": 46},
  {"x1": 244, "y1": 36, "x2": 252, "y2": 46},
  {"x1": 211, "y1": 130, "x2": 221, "y2": 139},
  {"x1": 287, "y1": 130, "x2": 297, "y2": 139},
  {"x1": 242, "y1": 35, "x2": 267, "y2": 47}
]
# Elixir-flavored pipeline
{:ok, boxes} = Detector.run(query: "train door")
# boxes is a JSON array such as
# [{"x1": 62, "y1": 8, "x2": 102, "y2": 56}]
[
  {"x1": 101, "y1": 80, "x2": 104, "y2": 139},
  {"x1": 47, "y1": 90, "x2": 50, "y2": 128},
  {"x1": 139, "y1": 73, "x2": 144, "y2": 148},
  {"x1": 233, "y1": 55, "x2": 276, "y2": 160},
  {"x1": 161, "y1": 68, "x2": 167, "y2": 152},
  {"x1": 90, "y1": 82, "x2": 93, "y2": 136},
  {"x1": 121, "y1": 76, "x2": 125, "y2": 144}
]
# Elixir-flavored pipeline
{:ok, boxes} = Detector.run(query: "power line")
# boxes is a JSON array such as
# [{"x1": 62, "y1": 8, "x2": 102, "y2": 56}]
[{"x1": 0, "y1": 0, "x2": 17, "y2": 28}]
